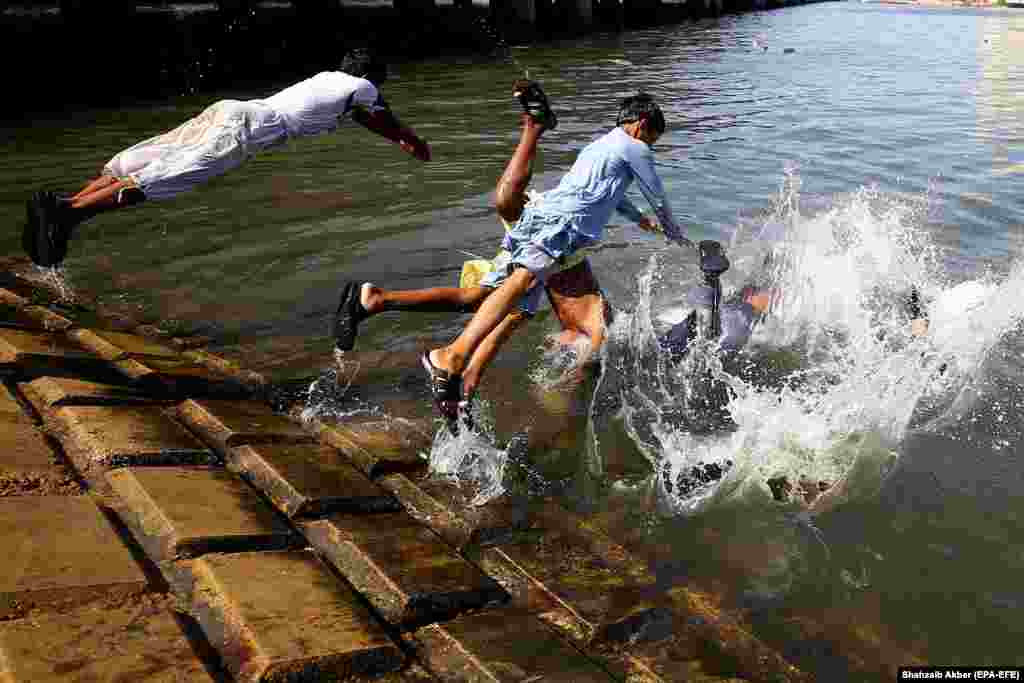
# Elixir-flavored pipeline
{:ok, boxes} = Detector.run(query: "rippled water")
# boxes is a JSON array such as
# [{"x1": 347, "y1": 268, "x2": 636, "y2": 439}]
[{"x1": 4, "y1": 1, "x2": 1024, "y2": 674}]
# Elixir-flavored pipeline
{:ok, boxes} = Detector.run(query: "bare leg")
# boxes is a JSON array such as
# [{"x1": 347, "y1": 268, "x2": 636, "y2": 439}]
[
  {"x1": 361, "y1": 283, "x2": 490, "y2": 316},
  {"x1": 430, "y1": 267, "x2": 536, "y2": 376},
  {"x1": 462, "y1": 310, "x2": 529, "y2": 397},
  {"x1": 495, "y1": 114, "x2": 546, "y2": 223},
  {"x1": 69, "y1": 174, "x2": 119, "y2": 201},
  {"x1": 59, "y1": 178, "x2": 145, "y2": 229}
]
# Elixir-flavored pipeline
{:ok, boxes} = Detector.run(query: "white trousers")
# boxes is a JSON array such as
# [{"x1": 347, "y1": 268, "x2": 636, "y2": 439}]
[{"x1": 104, "y1": 99, "x2": 288, "y2": 201}]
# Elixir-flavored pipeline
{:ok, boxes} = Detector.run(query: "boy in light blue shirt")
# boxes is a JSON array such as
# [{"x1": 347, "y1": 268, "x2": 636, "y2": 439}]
[{"x1": 423, "y1": 93, "x2": 690, "y2": 420}]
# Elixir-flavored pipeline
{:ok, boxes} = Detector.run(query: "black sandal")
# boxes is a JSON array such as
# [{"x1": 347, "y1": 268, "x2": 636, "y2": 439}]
[
  {"x1": 421, "y1": 351, "x2": 470, "y2": 433},
  {"x1": 26, "y1": 191, "x2": 73, "y2": 268},
  {"x1": 333, "y1": 281, "x2": 370, "y2": 352},
  {"x1": 513, "y1": 79, "x2": 558, "y2": 131}
]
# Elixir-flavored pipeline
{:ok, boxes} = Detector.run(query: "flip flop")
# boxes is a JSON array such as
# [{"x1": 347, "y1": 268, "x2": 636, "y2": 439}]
[
  {"x1": 512, "y1": 79, "x2": 558, "y2": 131},
  {"x1": 421, "y1": 351, "x2": 471, "y2": 434},
  {"x1": 333, "y1": 281, "x2": 370, "y2": 352}
]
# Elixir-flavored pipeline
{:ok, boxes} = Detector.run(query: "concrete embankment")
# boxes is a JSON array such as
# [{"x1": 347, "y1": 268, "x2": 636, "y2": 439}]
[{"x1": 0, "y1": 255, "x2": 826, "y2": 682}]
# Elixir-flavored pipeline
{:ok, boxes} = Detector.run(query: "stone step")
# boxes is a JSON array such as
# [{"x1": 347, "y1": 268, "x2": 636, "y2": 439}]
[
  {"x1": 314, "y1": 416, "x2": 430, "y2": 478},
  {"x1": 20, "y1": 376, "x2": 169, "y2": 413},
  {"x1": 0, "y1": 328, "x2": 108, "y2": 377},
  {"x1": 0, "y1": 495, "x2": 150, "y2": 619},
  {"x1": 182, "y1": 550, "x2": 404, "y2": 682},
  {"x1": 378, "y1": 471, "x2": 533, "y2": 551},
  {"x1": 67, "y1": 328, "x2": 183, "y2": 362},
  {"x1": 302, "y1": 510, "x2": 508, "y2": 629},
  {"x1": 412, "y1": 605, "x2": 618, "y2": 682},
  {"x1": 107, "y1": 466, "x2": 301, "y2": 560},
  {"x1": 175, "y1": 398, "x2": 316, "y2": 452},
  {"x1": 113, "y1": 356, "x2": 253, "y2": 398},
  {"x1": 228, "y1": 443, "x2": 401, "y2": 519},
  {"x1": 0, "y1": 410, "x2": 79, "y2": 497},
  {"x1": 45, "y1": 405, "x2": 215, "y2": 480},
  {"x1": 0, "y1": 602, "x2": 216, "y2": 682}
]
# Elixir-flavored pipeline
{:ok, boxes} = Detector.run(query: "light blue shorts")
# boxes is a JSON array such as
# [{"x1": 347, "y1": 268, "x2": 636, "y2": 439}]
[{"x1": 479, "y1": 205, "x2": 596, "y2": 315}]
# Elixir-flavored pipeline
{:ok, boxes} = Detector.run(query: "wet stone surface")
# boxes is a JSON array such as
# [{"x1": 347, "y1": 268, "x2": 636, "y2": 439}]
[
  {"x1": 302, "y1": 510, "x2": 508, "y2": 629},
  {"x1": 315, "y1": 416, "x2": 430, "y2": 478},
  {"x1": 0, "y1": 602, "x2": 215, "y2": 683},
  {"x1": 184, "y1": 550, "x2": 404, "y2": 683},
  {"x1": 107, "y1": 466, "x2": 300, "y2": 560},
  {"x1": 20, "y1": 376, "x2": 167, "y2": 412},
  {"x1": 46, "y1": 404, "x2": 215, "y2": 476},
  {"x1": 228, "y1": 443, "x2": 400, "y2": 519},
  {"x1": 0, "y1": 496, "x2": 149, "y2": 619},
  {"x1": 176, "y1": 398, "x2": 316, "y2": 451}
]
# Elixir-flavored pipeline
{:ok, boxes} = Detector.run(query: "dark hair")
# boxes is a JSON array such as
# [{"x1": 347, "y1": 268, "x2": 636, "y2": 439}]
[
  {"x1": 616, "y1": 93, "x2": 666, "y2": 135},
  {"x1": 340, "y1": 49, "x2": 387, "y2": 85}
]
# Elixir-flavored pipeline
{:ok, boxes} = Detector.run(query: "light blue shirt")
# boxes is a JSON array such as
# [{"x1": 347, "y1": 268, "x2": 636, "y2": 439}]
[{"x1": 532, "y1": 126, "x2": 684, "y2": 244}]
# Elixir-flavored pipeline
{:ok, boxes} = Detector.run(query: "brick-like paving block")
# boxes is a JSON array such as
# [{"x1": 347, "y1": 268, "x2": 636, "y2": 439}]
[
  {"x1": 20, "y1": 376, "x2": 166, "y2": 412},
  {"x1": 107, "y1": 467, "x2": 299, "y2": 560},
  {"x1": 379, "y1": 472, "x2": 532, "y2": 551},
  {"x1": 413, "y1": 606, "x2": 617, "y2": 682},
  {"x1": 0, "y1": 328, "x2": 104, "y2": 374},
  {"x1": 0, "y1": 603, "x2": 215, "y2": 682},
  {"x1": 176, "y1": 399, "x2": 315, "y2": 450},
  {"x1": 186, "y1": 550, "x2": 403, "y2": 682},
  {"x1": 302, "y1": 511, "x2": 508, "y2": 629},
  {"x1": 47, "y1": 405, "x2": 214, "y2": 474},
  {"x1": 68, "y1": 328, "x2": 182, "y2": 361},
  {"x1": 0, "y1": 496, "x2": 148, "y2": 617},
  {"x1": 0, "y1": 412, "x2": 76, "y2": 496},
  {"x1": 315, "y1": 417, "x2": 429, "y2": 478},
  {"x1": 229, "y1": 443, "x2": 400, "y2": 518}
]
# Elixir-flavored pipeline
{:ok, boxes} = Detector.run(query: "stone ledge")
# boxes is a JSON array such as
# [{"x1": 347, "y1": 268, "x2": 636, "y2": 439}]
[
  {"x1": 20, "y1": 376, "x2": 168, "y2": 413},
  {"x1": 0, "y1": 602, "x2": 215, "y2": 683},
  {"x1": 175, "y1": 398, "x2": 316, "y2": 451},
  {"x1": 183, "y1": 550, "x2": 404, "y2": 682},
  {"x1": 313, "y1": 417, "x2": 430, "y2": 479},
  {"x1": 0, "y1": 495, "x2": 150, "y2": 619},
  {"x1": 302, "y1": 511, "x2": 508, "y2": 629},
  {"x1": 412, "y1": 606, "x2": 618, "y2": 682},
  {"x1": 228, "y1": 443, "x2": 400, "y2": 519},
  {"x1": 45, "y1": 405, "x2": 215, "y2": 478},
  {"x1": 68, "y1": 328, "x2": 182, "y2": 361},
  {"x1": 107, "y1": 466, "x2": 301, "y2": 561},
  {"x1": 0, "y1": 413, "x2": 79, "y2": 497},
  {"x1": 0, "y1": 328, "x2": 107, "y2": 376}
]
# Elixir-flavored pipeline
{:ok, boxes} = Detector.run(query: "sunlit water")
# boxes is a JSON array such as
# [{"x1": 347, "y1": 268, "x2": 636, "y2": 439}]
[{"x1": 5, "y1": 1, "x2": 1024, "y2": 674}]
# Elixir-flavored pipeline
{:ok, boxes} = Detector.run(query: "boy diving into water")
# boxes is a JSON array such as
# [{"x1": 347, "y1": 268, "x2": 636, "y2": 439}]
[
  {"x1": 421, "y1": 92, "x2": 690, "y2": 421},
  {"x1": 23, "y1": 49, "x2": 430, "y2": 268},
  {"x1": 333, "y1": 84, "x2": 657, "y2": 424}
]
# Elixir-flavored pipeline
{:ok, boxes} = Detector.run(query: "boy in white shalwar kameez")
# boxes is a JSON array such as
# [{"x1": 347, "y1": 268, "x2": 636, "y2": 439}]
[{"x1": 23, "y1": 49, "x2": 430, "y2": 268}]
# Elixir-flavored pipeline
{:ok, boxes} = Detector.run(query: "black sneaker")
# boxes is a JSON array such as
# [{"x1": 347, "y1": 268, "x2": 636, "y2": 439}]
[
  {"x1": 333, "y1": 281, "x2": 369, "y2": 352},
  {"x1": 26, "y1": 191, "x2": 73, "y2": 267},
  {"x1": 513, "y1": 79, "x2": 558, "y2": 131}
]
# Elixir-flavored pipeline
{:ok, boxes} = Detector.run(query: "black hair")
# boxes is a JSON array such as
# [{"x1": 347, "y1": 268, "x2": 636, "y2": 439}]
[
  {"x1": 616, "y1": 93, "x2": 666, "y2": 135},
  {"x1": 340, "y1": 49, "x2": 387, "y2": 85}
]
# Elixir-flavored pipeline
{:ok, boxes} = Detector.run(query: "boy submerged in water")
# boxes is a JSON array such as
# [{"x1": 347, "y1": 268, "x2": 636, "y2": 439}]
[
  {"x1": 333, "y1": 81, "x2": 609, "y2": 424},
  {"x1": 23, "y1": 49, "x2": 430, "y2": 268},
  {"x1": 420, "y1": 92, "x2": 690, "y2": 421}
]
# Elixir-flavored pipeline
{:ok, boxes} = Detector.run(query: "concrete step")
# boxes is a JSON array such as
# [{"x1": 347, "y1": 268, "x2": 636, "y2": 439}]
[
  {"x1": 0, "y1": 601, "x2": 216, "y2": 682},
  {"x1": 44, "y1": 404, "x2": 214, "y2": 480},
  {"x1": 412, "y1": 605, "x2": 618, "y2": 682},
  {"x1": 181, "y1": 550, "x2": 405, "y2": 682},
  {"x1": 0, "y1": 410, "x2": 79, "y2": 497},
  {"x1": 228, "y1": 443, "x2": 401, "y2": 519},
  {"x1": 0, "y1": 328, "x2": 108, "y2": 377},
  {"x1": 302, "y1": 510, "x2": 508, "y2": 629},
  {"x1": 314, "y1": 416, "x2": 431, "y2": 478},
  {"x1": 67, "y1": 328, "x2": 184, "y2": 362},
  {"x1": 107, "y1": 466, "x2": 301, "y2": 560},
  {"x1": 20, "y1": 376, "x2": 170, "y2": 412},
  {"x1": 175, "y1": 398, "x2": 316, "y2": 452},
  {"x1": 0, "y1": 495, "x2": 150, "y2": 619}
]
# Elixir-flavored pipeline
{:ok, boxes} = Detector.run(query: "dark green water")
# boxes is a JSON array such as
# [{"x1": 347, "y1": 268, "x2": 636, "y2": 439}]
[{"x1": 4, "y1": 2, "x2": 1024, "y2": 676}]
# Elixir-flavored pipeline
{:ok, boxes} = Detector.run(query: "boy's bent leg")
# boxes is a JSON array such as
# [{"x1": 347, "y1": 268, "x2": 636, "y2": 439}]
[
  {"x1": 462, "y1": 309, "x2": 530, "y2": 398},
  {"x1": 429, "y1": 266, "x2": 538, "y2": 377},
  {"x1": 495, "y1": 115, "x2": 545, "y2": 224},
  {"x1": 545, "y1": 259, "x2": 608, "y2": 358}
]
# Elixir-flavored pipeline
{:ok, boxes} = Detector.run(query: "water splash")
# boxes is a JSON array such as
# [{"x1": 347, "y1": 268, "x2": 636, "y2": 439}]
[
  {"x1": 298, "y1": 353, "x2": 365, "y2": 423},
  {"x1": 612, "y1": 171, "x2": 1023, "y2": 516},
  {"x1": 425, "y1": 400, "x2": 509, "y2": 506}
]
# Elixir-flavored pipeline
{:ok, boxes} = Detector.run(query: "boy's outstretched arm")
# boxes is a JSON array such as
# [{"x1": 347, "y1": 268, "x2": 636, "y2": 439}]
[
  {"x1": 352, "y1": 106, "x2": 431, "y2": 161},
  {"x1": 625, "y1": 148, "x2": 691, "y2": 246}
]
